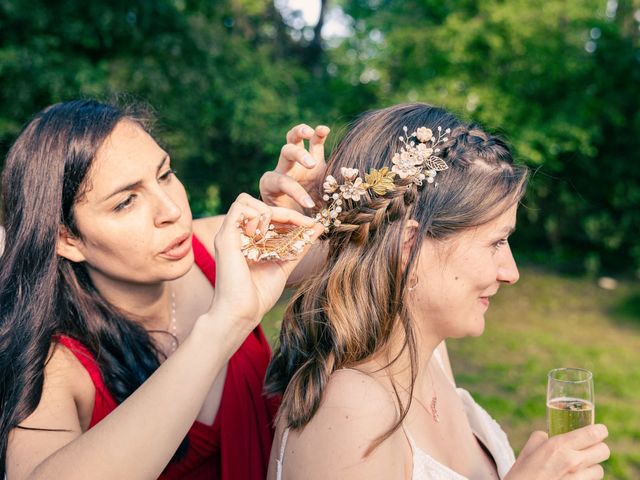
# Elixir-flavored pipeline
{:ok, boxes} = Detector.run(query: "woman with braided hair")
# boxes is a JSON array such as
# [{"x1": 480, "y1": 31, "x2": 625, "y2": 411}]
[{"x1": 265, "y1": 103, "x2": 610, "y2": 480}]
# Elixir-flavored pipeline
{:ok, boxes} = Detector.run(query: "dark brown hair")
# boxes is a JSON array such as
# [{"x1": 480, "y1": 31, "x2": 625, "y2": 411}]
[
  {"x1": 0, "y1": 99, "x2": 185, "y2": 474},
  {"x1": 266, "y1": 103, "x2": 528, "y2": 451}
]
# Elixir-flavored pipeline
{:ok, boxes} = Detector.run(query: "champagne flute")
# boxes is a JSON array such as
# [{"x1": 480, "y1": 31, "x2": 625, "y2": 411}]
[{"x1": 547, "y1": 368, "x2": 595, "y2": 436}]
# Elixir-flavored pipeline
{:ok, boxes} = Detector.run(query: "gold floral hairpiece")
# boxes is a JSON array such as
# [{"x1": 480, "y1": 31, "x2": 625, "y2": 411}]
[
  {"x1": 240, "y1": 224, "x2": 315, "y2": 262},
  {"x1": 315, "y1": 125, "x2": 450, "y2": 232},
  {"x1": 238, "y1": 125, "x2": 450, "y2": 261}
]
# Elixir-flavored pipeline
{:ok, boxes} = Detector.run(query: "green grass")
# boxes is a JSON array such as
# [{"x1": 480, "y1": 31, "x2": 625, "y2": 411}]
[{"x1": 262, "y1": 266, "x2": 640, "y2": 479}]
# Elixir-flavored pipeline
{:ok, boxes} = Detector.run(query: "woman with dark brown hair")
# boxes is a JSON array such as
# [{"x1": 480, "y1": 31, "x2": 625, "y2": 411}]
[
  {"x1": 0, "y1": 99, "x2": 327, "y2": 480},
  {"x1": 266, "y1": 103, "x2": 610, "y2": 480}
]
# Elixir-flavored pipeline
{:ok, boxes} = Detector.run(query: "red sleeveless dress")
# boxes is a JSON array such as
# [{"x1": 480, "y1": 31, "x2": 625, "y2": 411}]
[{"x1": 56, "y1": 234, "x2": 280, "y2": 479}]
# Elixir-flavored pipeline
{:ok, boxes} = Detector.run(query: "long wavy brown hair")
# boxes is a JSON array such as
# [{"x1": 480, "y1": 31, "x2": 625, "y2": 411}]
[
  {"x1": 0, "y1": 100, "x2": 188, "y2": 474},
  {"x1": 266, "y1": 103, "x2": 529, "y2": 451}
]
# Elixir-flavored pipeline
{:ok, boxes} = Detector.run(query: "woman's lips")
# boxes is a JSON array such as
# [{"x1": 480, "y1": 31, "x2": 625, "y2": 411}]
[
  {"x1": 479, "y1": 296, "x2": 490, "y2": 307},
  {"x1": 160, "y1": 233, "x2": 192, "y2": 260}
]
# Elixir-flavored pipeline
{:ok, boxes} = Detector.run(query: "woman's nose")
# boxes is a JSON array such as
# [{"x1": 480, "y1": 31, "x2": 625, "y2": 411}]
[
  {"x1": 497, "y1": 244, "x2": 519, "y2": 285},
  {"x1": 154, "y1": 191, "x2": 182, "y2": 226}
]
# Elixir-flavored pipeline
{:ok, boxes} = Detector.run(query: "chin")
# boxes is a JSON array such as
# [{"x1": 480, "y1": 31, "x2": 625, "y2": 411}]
[
  {"x1": 467, "y1": 317, "x2": 486, "y2": 337},
  {"x1": 164, "y1": 249, "x2": 195, "y2": 280}
]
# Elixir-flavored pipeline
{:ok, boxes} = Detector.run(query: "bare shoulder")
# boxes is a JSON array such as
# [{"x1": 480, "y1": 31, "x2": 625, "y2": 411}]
[
  {"x1": 192, "y1": 215, "x2": 225, "y2": 256},
  {"x1": 6, "y1": 342, "x2": 92, "y2": 479},
  {"x1": 40, "y1": 341, "x2": 95, "y2": 406},
  {"x1": 279, "y1": 369, "x2": 409, "y2": 480},
  {"x1": 322, "y1": 368, "x2": 397, "y2": 413}
]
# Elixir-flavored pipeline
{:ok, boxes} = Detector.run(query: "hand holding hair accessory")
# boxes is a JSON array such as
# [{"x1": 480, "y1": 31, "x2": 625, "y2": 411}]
[
  {"x1": 240, "y1": 224, "x2": 315, "y2": 262},
  {"x1": 239, "y1": 125, "x2": 450, "y2": 258},
  {"x1": 316, "y1": 125, "x2": 450, "y2": 232}
]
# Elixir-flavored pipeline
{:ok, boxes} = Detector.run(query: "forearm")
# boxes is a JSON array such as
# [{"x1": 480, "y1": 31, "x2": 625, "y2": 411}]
[{"x1": 27, "y1": 309, "x2": 246, "y2": 480}]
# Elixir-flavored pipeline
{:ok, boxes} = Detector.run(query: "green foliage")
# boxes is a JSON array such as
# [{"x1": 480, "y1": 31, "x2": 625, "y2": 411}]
[
  {"x1": 335, "y1": 0, "x2": 640, "y2": 273},
  {"x1": 0, "y1": 0, "x2": 328, "y2": 212},
  {"x1": 0, "y1": 0, "x2": 638, "y2": 272}
]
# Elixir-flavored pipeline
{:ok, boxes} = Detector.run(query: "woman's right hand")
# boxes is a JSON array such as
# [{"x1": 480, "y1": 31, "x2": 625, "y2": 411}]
[
  {"x1": 505, "y1": 424, "x2": 610, "y2": 480},
  {"x1": 259, "y1": 123, "x2": 330, "y2": 212},
  {"x1": 203, "y1": 193, "x2": 323, "y2": 341}
]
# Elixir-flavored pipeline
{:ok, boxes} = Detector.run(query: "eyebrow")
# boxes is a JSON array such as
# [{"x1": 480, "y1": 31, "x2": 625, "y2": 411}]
[
  {"x1": 101, "y1": 154, "x2": 169, "y2": 202},
  {"x1": 498, "y1": 226, "x2": 516, "y2": 236}
]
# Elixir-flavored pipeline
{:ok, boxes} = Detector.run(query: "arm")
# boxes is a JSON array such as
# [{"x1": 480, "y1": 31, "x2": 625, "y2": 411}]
[
  {"x1": 6, "y1": 196, "x2": 323, "y2": 480},
  {"x1": 8, "y1": 311, "x2": 245, "y2": 480}
]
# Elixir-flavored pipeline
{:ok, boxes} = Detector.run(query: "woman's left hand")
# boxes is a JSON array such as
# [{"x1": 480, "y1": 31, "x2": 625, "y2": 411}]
[
  {"x1": 259, "y1": 123, "x2": 330, "y2": 212},
  {"x1": 209, "y1": 193, "x2": 324, "y2": 337}
]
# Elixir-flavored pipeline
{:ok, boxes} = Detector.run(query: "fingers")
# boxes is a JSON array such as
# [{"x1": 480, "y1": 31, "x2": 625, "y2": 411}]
[
  {"x1": 279, "y1": 124, "x2": 330, "y2": 172},
  {"x1": 558, "y1": 424, "x2": 608, "y2": 451},
  {"x1": 565, "y1": 464, "x2": 605, "y2": 480},
  {"x1": 518, "y1": 430, "x2": 548, "y2": 459},
  {"x1": 510, "y1": 428, "x2": 609, "y2": 480},
  {"x1": 575, "y1": 442, "x2": 610, "y2": 470},
  {"x1": 285, "y1": 123, "x2": 315, "y2": 146},
  {"x1": 234, "y1": 193, "x2": 273, "y2": 236},
  {"x1": 215, "y1": 201, "x2": 260, "y2": 253},
  {"x1": 278, "y1": 143, "x2": 316, "y2": 170},
  {"x1": 217, "y1": 194, "x2": 315, "y2": 249},
  {"x1": 268, "y1": 205, "x2": 317, "y2": 228},
  {"x1": 309, "y1": 125, "x2": 330, "y2": 165},
  {"x1": 260, "y1": 171, "x2": 316, "y2": 208}
]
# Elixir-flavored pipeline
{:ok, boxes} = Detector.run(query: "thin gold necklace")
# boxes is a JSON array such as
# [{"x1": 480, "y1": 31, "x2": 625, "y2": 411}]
[{"x1": 167, "y1": 288, "x2": 178, "y2": 353}]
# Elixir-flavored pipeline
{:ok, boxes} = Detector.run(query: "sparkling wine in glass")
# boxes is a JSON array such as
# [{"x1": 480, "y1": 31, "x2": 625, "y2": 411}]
[{"x1": 547, "y1": 368, "x2": 595, "y2": 437}]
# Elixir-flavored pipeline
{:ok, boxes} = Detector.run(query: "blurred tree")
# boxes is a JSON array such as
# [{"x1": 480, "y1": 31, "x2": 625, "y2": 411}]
[
  {"x1": 0, "y1": 0, "x2": 329, "y2": 212},
  {"x1": 0, "y1": 0, "x2": 638, "y2": 272},
  {"x1": 332, "y1": 0, "x2": 640, "y2": 273}
]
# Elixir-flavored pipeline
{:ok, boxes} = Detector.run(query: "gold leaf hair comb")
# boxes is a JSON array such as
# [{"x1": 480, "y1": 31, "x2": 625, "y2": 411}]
[
  {"x1": 315, "y1": 125, "x2": 450, "y2": 232},
  {"x1": 239, "y1": 125, "x2": 450, "y2": 260}
]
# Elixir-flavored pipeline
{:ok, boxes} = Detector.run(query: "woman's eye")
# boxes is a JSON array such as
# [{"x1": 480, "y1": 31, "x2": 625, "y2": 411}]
[
  {"x1": 159, "y1": 168, "x2": 176, "y2": 182},
  {"x1": 493, "y1": 238, "x2": 508, "y2": 250},
  {"x1": 115, "y1": 194, "x2": 136, "y2": 212}
]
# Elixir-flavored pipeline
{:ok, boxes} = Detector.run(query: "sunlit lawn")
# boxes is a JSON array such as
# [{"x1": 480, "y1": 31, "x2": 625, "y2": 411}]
[{"x1": 262, "y1": 266, "x2": 640, "y2": 479}]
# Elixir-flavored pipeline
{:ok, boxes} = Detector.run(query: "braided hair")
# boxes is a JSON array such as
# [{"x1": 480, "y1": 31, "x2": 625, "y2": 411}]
[{"x1": 266, "y1": 103, "x2": 528, "y2": 452}]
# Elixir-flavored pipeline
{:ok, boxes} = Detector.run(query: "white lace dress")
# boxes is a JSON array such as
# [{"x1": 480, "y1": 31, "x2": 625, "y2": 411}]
[{"x1": 403, "y1": 386, "x2": 515, "y2": 479}]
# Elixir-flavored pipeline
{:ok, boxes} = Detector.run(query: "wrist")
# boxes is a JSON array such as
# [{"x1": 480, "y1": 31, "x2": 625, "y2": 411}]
[{"x1": 192, "y1": 306, "x2": 259, "y2": 355}]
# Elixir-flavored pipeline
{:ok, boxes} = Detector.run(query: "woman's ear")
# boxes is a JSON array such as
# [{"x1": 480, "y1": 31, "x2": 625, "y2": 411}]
[
  {"x1": 56, "y1": 226, "x2": 86, "y2": 263},
  {"x1": 401, "y1": 219, "x2": 420, "y2": 267}
]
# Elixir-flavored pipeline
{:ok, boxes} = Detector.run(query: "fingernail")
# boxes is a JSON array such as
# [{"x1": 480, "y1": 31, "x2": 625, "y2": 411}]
[
  {"x1": 304, "y1": 155, "x2": 316, "y2": 167},
  {"x1": 303, "y1": 127, "x2": 314, "y2": 135},
  {"x1": 303, "y1": 196, "x2": 315, "y2": 208}
]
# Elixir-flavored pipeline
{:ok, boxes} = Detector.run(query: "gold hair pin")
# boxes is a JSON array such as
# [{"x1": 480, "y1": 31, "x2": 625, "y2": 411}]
[
  {"x1": 239, "y1": 125, "x2": 450, "y2": 260},
  {"x1": 240, "y1": 224, "x2": 315, "y2": 262},
  {"x1": 315, "y1": 125, "x2": 450, "y2": 232}
]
